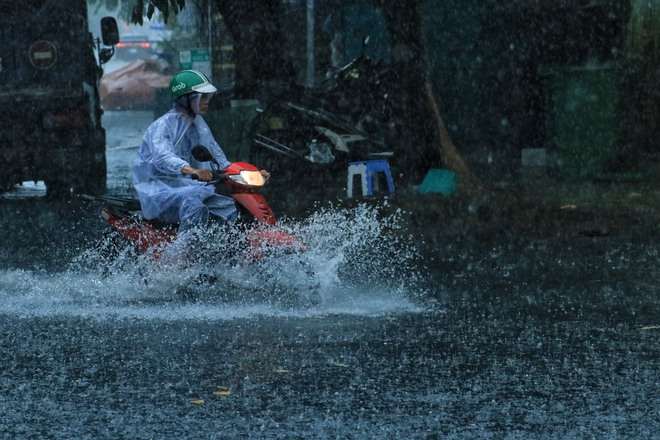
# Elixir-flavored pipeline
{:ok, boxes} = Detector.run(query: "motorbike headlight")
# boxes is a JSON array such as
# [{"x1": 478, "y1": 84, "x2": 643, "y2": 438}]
[{"x1": 230, "y1": 170, "x2": 264, "y2": 187}]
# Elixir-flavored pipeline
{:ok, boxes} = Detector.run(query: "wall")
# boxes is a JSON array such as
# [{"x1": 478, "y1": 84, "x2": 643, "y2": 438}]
[{"x1": 422, "y1": 0, "x2": 629, "y2": 177}]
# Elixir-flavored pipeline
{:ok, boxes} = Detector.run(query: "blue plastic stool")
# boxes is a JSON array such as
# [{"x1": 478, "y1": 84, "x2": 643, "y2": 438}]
[{"x1": 347, "y1": 159, "x2": 395, "y2": 197}]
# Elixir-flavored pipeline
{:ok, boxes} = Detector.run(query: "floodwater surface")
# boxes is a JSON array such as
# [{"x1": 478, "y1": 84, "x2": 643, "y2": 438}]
[{"x1": 0, "y1": 111, "x2": 657, "y2": 439}]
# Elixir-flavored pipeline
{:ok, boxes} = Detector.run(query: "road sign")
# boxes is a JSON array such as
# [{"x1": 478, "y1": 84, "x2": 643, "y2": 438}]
[
  {"x1": 29, "y1": 40, "x2": 57, "y2": 69},
  {"x1": 179, "y1": 49, "x2": 211, "y2": 79}
]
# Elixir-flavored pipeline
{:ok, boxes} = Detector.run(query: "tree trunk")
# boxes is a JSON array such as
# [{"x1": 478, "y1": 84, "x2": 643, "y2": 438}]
[
  {"x1": 379, "y1": 0, "x2": 482, "y2": 192},
  {"x1": 214, "y1": 0, "x2": 293, "y2": 98}
]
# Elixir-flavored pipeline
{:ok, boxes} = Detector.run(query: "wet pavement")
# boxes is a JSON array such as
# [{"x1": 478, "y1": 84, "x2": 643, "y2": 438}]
[
  {"x1": 0, "y1": 111, "x2": 658, "y2": 438},
  {"x1": 1, "y1": 306, "x2": 656, "y2": 438}
]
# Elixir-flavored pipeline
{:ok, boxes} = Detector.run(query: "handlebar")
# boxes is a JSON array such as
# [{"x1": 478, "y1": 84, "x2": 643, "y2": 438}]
[{"x1": 190, "y1": 170, "x2": 227, "y2": 184}]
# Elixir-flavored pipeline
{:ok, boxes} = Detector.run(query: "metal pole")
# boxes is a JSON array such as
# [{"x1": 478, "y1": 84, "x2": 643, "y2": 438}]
[
  {"x1": 208, "y1": 0, "x2": 213, "y2": 81},
  {"x1": 306, "y1": 0, "x2": 315, "y2": 87}
]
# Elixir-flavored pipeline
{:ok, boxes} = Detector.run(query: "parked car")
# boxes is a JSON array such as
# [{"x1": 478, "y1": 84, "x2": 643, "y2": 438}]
[{"x1": 115, "y1": 34, "x2": 152, "y2": 61}]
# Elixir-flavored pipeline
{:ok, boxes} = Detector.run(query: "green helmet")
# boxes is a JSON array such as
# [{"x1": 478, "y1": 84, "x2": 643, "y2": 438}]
[{"x1": 169, "y1": 69, "x2": 217, "y2": 99}]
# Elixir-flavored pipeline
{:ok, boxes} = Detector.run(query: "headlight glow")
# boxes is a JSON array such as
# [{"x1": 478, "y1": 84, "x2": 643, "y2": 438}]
[{"x1": 230, "y1": 170, "x2": 264, "y2": 186}]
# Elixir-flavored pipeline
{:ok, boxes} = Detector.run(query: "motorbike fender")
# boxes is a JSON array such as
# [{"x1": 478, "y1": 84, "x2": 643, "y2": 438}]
[
  {"x1": 101, "y1": 207, "x2": 177, "y2": 259},
  {"x1": 232, "y1": 193, "x2": 276, "y2": 225}
]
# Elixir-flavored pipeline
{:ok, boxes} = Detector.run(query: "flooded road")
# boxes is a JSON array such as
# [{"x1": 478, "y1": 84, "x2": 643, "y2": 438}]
[
  {"x1": 0, "y1": 111, "x2": 658, "y2": 438},
  {"x1": 2, "y1": 306, "x2": 656, "y2": 438}
]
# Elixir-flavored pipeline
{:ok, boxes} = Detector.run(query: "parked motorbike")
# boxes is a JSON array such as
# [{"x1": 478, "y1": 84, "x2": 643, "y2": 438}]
[
  {"x1": 84, "y1": 146, "x2": 306, "y2": 265},
  {"x1": 322, "y1": 36, "x2": 401, "y2": 141},
  {"x1": 247, "y1": 38, "x2": 398, "y2": 179}
]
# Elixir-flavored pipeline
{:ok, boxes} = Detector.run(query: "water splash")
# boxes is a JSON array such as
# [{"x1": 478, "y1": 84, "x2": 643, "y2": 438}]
[{"x1": 0, "y1": 203, "x2": 426, "y2": 320}]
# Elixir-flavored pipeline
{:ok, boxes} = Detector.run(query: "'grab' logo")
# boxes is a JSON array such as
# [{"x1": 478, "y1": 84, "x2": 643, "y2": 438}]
[{"x1": 171, "y1": 82, "x2": 186, "y2": 93}]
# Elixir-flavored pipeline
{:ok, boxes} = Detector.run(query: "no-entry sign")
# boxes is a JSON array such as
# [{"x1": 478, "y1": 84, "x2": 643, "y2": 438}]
[{"x1": 29, "y1": 40, "x2": 57, "y2": 69}]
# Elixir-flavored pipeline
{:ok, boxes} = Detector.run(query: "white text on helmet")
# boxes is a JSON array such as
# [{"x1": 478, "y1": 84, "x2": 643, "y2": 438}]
[{"x1": 171, "y1": 82, "x2": 187, "y2": 93}]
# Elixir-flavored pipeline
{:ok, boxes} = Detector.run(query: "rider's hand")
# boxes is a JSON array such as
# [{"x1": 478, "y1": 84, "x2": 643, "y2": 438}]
[
  {"x1": 194, "y1": 169, "x2": 214, "y2": 182},
  {"x1": 182, "y1": 165, "x2": 213, "y2": 182},
  {"x1": 260, "y1": 169, "x2": 270, "y2": 183}
]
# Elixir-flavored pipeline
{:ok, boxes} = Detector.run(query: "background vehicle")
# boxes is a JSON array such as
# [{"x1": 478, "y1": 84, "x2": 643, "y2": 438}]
[
  {"x1": 247, "y1": 37, "x2": 397, "y2": 181},
  {"x1": 0, "y1": 0, "x2": 118, "y2": 196},
  {"x1": 321, "y1": 36, "x2": 401, "y2": 145},
  {"x1": 114, "y1": 34, "x2": 152, "y2": 61}
]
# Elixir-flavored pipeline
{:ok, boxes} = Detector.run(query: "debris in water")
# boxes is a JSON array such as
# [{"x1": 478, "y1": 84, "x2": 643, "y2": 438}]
[{"x1": 213, "y1": 386, "x2": 231, "y2": 396}]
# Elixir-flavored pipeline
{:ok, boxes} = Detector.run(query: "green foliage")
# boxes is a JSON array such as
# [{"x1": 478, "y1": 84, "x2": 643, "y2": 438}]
[
  {"x1": 130, "y1": 0, "x2": 186, "y2": 24},
  {"x1": 87, "y1": 0, "x2": 122, "y2": 16},
  {"x1": 87, "y1": 0, "x2": 186, "y2": 24}
]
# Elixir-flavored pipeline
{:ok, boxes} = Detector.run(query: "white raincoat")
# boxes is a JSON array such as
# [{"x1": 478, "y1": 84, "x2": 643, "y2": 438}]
[{"x1": 132, "y1": 103, "x2": 237, "y2": 232}]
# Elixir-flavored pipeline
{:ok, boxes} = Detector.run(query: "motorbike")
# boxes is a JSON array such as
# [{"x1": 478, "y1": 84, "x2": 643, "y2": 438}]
[{"x1": 84, "y1": 146, "x2": 306, "y2": 266}]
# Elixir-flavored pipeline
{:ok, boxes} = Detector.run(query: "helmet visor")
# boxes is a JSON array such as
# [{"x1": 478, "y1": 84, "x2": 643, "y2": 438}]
[
  {"x1": 192, "y1": 82, "x2": 217, "y2": 94},
  {"x1": 188, "y1": 92, "x2": 215, "y2": 115}
]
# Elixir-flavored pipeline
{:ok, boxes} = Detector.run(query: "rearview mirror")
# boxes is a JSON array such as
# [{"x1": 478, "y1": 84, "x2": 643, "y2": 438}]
[
  {"x1": 192, "y1": 145, "x2": 215, "y2": 163},
  {"x1": 101, "y1": 17, "x2": 119, "y2": 46}
]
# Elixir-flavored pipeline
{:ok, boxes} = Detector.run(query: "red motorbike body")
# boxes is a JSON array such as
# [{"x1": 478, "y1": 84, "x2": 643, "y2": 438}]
[
  {"x1": 226, "y1": 161, "x2": 276, "y2": 226},
  {"x1": 92, "y1": 161, "x2": 305, "y2": 262}
]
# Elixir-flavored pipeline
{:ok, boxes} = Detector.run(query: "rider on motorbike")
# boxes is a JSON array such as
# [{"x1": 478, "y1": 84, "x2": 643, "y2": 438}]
[{"x1": 132, "y1": 69, "x2": 269, "y2": 238}]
